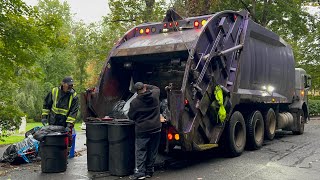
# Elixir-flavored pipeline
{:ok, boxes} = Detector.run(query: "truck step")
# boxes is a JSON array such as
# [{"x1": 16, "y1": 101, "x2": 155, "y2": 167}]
[{"x1": 193, "y1": 142, "x2": 219, "y2": 151}]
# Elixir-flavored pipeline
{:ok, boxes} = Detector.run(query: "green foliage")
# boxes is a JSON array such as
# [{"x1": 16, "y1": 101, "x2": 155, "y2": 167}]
[
  {"x1": 308, "y1": 100, "x2": 320, "y2": 116},
  {"x1": 16, "y1": 80, "x2": 46, "y2": 121},
  {"x1": 106, "y1": 0, "x2": 167, "y2": 36},
  {"x1": 0, "y1": 102, "x2": 24, "y2": 134}
]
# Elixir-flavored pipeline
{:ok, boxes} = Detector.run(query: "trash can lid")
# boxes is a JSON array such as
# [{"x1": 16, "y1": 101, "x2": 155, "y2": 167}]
[{"x1": 107, "y1": 119, "x2": 134, "y2": 126}]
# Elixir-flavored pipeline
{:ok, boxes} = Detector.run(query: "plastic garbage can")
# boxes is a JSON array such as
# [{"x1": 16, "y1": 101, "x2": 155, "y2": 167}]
[
  {"x1": 108, "y1": 119, "x2": 135, "y2": 176},
  {"x1": 69, "y1": 129, "x2": 76, "y2": 158},
  {"x1": 86, "y1": 122, "x2": 109, "y2": 172},
  {"x1": 41, "y1": 133, "x2": 68, "y2": 173}
]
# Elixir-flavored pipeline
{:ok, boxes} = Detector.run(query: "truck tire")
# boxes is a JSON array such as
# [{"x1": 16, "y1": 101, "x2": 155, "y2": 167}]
[
  {"x1": 246, "y1": 111, "x2": 264, "y2": 150},
  {"x1": 227, "y1": 111, "x2": 246, "y2": 157},
  {"x1": 264, "y1": 108, "x2": 276, "y2": 140},
  {"x1": 292, "y1": 110, "x2": 305, "y2": 135}
]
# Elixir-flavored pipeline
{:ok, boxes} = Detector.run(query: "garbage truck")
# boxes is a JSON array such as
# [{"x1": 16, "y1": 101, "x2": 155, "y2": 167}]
[{"x1": 80, "y1": 9, "x2": 311, "y2": 157}]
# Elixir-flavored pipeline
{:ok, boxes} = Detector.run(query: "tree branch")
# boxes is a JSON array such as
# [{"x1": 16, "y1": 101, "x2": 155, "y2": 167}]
[{"x1": 239, "y1": 0, "x2": 260, "y2": 23}]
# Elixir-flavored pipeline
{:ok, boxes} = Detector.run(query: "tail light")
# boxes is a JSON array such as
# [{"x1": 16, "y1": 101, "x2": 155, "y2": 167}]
[
  {"x1": 184, "y1": 99, "x2": 189, "y2": 105},
  {"x1": 194, "y1": 20, "x2": 199, "y2": 28},
  {"x1": 145, "y1": 28, "x2": 150, "y2": 34},
  {"x1": 167, "y1": 126, "x2": 180, "y2": 141}
]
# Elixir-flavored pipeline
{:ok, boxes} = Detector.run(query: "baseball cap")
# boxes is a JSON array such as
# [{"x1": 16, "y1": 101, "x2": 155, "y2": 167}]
[
  {"x1": 62, "y1": 76, "x2": 74, "y2": 85},
  {"x1": 134, "y1": 82, "x2": 144, "y2": 92}
]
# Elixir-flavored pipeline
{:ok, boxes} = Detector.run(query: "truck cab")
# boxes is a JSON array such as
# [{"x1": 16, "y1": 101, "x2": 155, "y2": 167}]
[{"x1": 295, "y1": 68, "x2": 311, "y2": 101}]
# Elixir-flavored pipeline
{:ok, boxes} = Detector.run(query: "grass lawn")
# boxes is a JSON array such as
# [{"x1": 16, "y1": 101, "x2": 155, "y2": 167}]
[
  {"x1": 0, "y1": 122, "x2": 83, "y2": 145},
  {"x1": 0, "y1": 136, "x2": 25, "y2": 145}
]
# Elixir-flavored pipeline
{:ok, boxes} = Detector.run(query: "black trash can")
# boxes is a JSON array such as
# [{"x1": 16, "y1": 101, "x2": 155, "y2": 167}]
[
  {"x1": 41, "y1": 133, "x2": 68, "y2": 173},
  {"x1": 108, "y1": 119, "x2": 135, "y2": 176},
  {"x1": 86, "y1": 122, "x2": 109, "y2": 172}
]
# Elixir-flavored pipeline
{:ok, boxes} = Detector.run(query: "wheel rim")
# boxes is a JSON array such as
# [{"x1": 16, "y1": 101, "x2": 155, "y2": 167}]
[
  {"x1": 234, "y1": 121, "x2": 245, "y2": 148},
  {"x1": 254, "y1": 118, "x2": 263, "y2": 143}
]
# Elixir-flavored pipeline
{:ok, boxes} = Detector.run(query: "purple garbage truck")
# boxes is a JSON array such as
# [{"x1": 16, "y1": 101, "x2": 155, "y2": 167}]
[{"x1": 80, "y1": 9, "x2": 311, "y2": 157}]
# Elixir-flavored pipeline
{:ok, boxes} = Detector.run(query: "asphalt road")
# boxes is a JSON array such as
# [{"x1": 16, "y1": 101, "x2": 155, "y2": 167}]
[{"x1": 1, "y1": 118, "x2": 320, "y2": 180}]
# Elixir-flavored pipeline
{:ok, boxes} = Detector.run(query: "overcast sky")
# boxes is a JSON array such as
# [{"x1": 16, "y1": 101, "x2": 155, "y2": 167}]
[
  {"x1": 24, "y1": 0, "x2": 110, "y2": 24},
  {"x1": 23, "y1": 0, "x2": 319, "y2": 24}
]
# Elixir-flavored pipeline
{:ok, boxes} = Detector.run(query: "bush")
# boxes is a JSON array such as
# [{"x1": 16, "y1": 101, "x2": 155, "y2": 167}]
[
  {"x1": 27, "y1": 118, "x2": 35, "y2": 123},
  {"x1": 308, "y1": 100, "x2": 320, "y2": 116},
  {"x1": 0, "y1": 103, "x2": 23, "y2": 137},
  {"x1": 309, "y1": 95, "x2": 320, "y2": 100}
]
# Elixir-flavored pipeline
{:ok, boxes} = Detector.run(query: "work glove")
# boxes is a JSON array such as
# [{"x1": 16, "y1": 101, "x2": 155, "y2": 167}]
[
  {"x1": 41, "y1": 119, "x2": 48, "y2": 126},
  {"x1": 65, "y1": 122, "x2": 74, "y2": 133}
]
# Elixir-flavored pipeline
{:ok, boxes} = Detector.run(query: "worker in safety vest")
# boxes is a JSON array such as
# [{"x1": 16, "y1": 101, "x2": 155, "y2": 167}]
[{"x1": 41, "y1": 76, "x2": 79, "y2": 149}]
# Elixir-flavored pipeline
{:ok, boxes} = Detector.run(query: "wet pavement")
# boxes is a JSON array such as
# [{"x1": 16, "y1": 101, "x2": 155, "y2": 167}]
[{"x1": 1, "y1": 118, "x2": 320, "y2": 180}]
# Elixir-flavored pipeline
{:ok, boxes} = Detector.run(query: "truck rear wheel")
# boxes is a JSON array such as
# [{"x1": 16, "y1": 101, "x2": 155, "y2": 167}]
[
  {"x1": 246, "y1": 111, "x2": 264, "y2": 150},
  {"x1": 292, "y1": 110, "x2": 305, "y2": 135},
  {"x1": 264, "y1": 108, "x2": 276, "y2": 140},
  {"x1": 227, "y1": 111, "x2": 246, "y2": 157}
]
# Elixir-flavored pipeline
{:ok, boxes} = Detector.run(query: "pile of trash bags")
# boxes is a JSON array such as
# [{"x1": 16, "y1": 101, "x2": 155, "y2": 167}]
[
  {"x1": 0, "y1": 136, "x2": 39, "y2": 164},
  {"x1": 0, "y1": 125, "x2": 66, "y2": 164}
]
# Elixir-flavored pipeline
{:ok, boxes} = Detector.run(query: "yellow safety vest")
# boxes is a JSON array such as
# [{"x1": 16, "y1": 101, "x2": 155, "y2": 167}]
[{"x1": 42, "y1": 87, "x2": 77, "y2": 123}]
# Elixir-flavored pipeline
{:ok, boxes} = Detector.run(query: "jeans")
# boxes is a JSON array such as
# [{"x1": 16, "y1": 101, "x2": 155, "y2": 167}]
[{"x1": 135, "y1": 132, "x2": 161, "y2": 177}]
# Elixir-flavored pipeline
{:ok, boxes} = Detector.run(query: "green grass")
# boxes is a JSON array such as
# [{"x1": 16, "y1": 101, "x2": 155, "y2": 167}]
[
  {"x1": 0, "y1": 122, "x2": 83, "y2": 145},
  {"x1": 0, "y1": 136, "x2": 25, "y2": 145}
]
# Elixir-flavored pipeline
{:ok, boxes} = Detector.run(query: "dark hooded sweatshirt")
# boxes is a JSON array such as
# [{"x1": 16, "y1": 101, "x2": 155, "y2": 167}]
[{"x1": 128, "y1": 85, "x2": 161, "y2": 136}]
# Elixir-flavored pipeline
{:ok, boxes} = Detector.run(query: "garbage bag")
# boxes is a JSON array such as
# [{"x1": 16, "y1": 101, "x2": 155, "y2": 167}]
[
  {"x1": 160, "y1": 99, "x2": 170, "y2": 120},
  {"x1": 109, "y1": 100, "x2": 127, "y2": 119},
  {"x1": 0, "y1": 136, "x2": 39, "y2": 164},
  {"x1": 123, "y1": 93, "x2": 138, "y2": 116},
  {"x1": 33, "y1": 125, "x2": 66, "y2": 142},
  {"x1": 25, "y1": 126, "x2": 41, "y2": 138}
]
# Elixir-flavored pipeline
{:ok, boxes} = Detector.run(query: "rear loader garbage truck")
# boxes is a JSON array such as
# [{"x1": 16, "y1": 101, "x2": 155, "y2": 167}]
[{"x1": 81, "y1": 9, "x2": 311, "y2": 157}]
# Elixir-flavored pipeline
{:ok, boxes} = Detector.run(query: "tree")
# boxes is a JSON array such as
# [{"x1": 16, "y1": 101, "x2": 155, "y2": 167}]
[{"x1": 0, "y1": 0, "x2": 46, "y2": 133}]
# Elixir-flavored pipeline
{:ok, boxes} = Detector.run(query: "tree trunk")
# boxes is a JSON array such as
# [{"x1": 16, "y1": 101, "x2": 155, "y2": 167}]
[
  {"x1": 252, "y1": 0, "x2": 256, "y2": 18},
  {"x1": 144, "y1": 0, "x2": 155, "y2": 22},
  {"x1": 203, "y1": 0, "x2": 211, "y2": 15},
  {"x1": 188, "y1": 0, "x2": 198, "y2": 16},
  {"x1": 261, "y1": 0, "x2": 272, "y2": 26}
]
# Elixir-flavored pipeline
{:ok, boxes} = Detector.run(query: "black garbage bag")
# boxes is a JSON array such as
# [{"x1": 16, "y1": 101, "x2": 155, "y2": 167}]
[
  {"x1": 0, "y1": 136, "x2": 39, "y2": 164},
  {"x1": 160, "y1": 99, "x2": 170, "y2": 120},
  {"x1": 33, "y1": 125, "x2": 66, "y2": 142},
  {"x1": 25, "y1": 126, "x2": 41, "y2": 138},
  {"x1": 109, "y1": 100, "x2": 127, "y2": 119}
]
